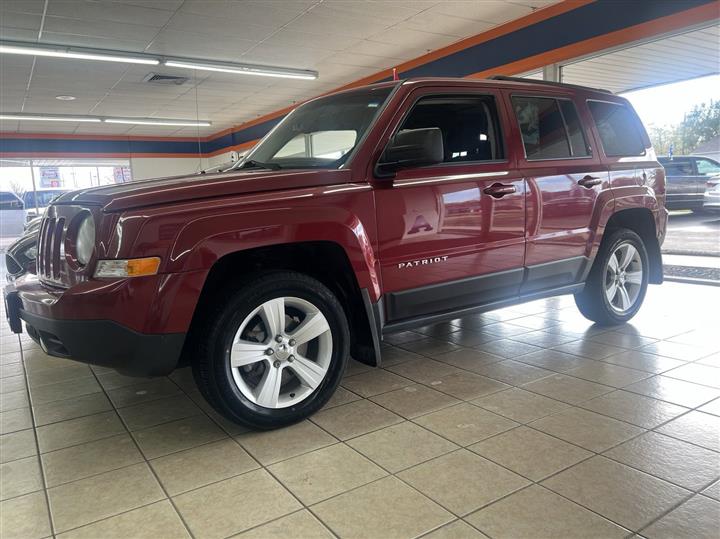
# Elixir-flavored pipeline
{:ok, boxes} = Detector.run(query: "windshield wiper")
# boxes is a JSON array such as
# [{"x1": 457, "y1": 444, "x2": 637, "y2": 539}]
[{"x1": 240, "y1": 159, "x2": 282, "y2": 171}]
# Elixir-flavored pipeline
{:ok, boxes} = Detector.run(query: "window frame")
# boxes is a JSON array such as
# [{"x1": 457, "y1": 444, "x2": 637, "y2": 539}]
[
  {"x1": 510, "y1": 93, "x2": 593, "y2": 162},
  {"x1": 384, "y1": 92, "x2": 510, "y2": 169},
  {"x1": 586, "y1": 98, "x2": 647, "y2": 158},
  {"x1": 694, "y1": 157, "x2": 720, "y2": 176}
]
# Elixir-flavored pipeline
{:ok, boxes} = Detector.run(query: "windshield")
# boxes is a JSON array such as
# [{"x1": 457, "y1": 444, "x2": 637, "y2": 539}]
[
  {"x1": 242, "y1": 85, "x2": 395, "y2": 170},
  {"x1": 23, "y1": 190, "x2": 66, "y2": 207}
]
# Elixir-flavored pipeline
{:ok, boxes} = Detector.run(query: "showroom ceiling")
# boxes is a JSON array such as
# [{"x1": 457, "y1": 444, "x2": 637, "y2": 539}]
[{"x1": 0, "y1": 0, "x2": 554, "y2": 136}]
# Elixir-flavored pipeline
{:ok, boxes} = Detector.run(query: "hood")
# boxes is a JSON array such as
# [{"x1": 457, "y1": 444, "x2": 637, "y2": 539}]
[{"x1": 52, "y1": 168, "x2": 354, "y2": 212}]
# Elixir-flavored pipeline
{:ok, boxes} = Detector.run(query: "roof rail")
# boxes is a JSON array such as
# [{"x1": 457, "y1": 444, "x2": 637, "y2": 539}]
[{"x1": 487, "y1": 75, "x2": 613, "y2": 94}]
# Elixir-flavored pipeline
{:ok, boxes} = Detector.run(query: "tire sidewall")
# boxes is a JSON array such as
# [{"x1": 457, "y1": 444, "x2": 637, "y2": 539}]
[
  {"x1": 205, "y1": 275, "x2": 349, "y2": 428},
  {"x1": 596, "y1": 230, "x2": 649, "y2": 324}
]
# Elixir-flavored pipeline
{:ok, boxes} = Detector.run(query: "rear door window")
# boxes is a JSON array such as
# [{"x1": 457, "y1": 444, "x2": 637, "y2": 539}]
[
  {"x1": 587, "y1": 100, "x2": 646, "y2": 157},
  {"x1": 511, "y1": 96, "x2": 590, "y2": 160}
]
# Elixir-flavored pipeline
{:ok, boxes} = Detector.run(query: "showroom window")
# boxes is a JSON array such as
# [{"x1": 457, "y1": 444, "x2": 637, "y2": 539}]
[
  {"x1": 588, "y1": 100, "x2": 646, "y2": 156},
  {"x1": 511, "y1": 96, "x2": 590, "y2": 160},
  {"x1": 398, "y1": 95, "x2": 504, "y2": 162},
  {"x1": 275, "y1": 130, "x2": 358, "y2": 160}
]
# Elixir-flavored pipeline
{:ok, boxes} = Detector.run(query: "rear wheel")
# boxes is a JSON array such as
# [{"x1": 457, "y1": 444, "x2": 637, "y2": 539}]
[
  {"x1": 575, "y1": 229, "x2": 649, "y2": 325},
  {"x1": 193, "y1": 271, "x2": 349, "y2": 429}
]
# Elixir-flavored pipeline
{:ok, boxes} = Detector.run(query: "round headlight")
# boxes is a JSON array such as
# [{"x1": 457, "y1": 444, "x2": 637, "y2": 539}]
[{"x1": 75, "y1": 214, "x2": 95, "y2": 266}]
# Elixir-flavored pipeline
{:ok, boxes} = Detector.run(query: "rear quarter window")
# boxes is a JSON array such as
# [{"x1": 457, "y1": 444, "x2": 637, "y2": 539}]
[{"x1": 588, "y1": 100, "x2": 646, "y2": 157}]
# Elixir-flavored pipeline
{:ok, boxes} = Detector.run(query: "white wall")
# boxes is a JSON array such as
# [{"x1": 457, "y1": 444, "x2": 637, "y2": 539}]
[{"x1": 130, "y1": 157, "x2": 204, "y2": 180}]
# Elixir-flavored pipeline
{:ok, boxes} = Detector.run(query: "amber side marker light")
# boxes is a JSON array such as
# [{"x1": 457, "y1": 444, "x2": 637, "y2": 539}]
[{"x1": 94, "y1": 257, "x2": 161, "y2": 278}]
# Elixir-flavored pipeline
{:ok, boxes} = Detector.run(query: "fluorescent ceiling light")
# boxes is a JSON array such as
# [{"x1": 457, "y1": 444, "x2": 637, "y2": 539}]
[
  {"x1": 104, "y1": 118, "x2": 211, "y2": 127},
  {"x1": 0, "y1": 42, "x2": 158, "y2": 65},
  {"x1": 0, "y1": 114, "x2": 101, "y2": 122},
  {"x1": 164, "y1": 60, "x2": 318, "y2": 80},
  {"x1": 0, "y1": 114, "x2": 210, "y2": 126}
]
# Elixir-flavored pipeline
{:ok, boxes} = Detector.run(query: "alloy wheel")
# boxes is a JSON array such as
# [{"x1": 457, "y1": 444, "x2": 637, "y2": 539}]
[
  {"x1": 604, "y1": 242, "x2": 643, "y2": 314},
  {"x1": 229, "y1": 296, "x2": 332, "y2": 408}
]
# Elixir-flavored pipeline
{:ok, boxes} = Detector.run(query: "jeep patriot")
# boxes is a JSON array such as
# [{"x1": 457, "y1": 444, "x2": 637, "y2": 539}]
[{"x1": 5, "y1": 77, "x2": 667, "y2": 429}]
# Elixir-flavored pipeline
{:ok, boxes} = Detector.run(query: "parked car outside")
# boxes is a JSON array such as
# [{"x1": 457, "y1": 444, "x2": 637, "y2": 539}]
[
  {"x1": 704, "y1": 175, "x2": 720, "y2": 211},
  {"x1": 22, "y1": 188, "x2": 71, "y2": 222},
  {"x1": 5, "y1": 77, "x2": 667, "y2": 429},
  {"x1": 658, "y1": 155, "x2": 720, "y2": 211},
  {"x1": 0, "y1": 190, "x2": 25, "y2": 238}
]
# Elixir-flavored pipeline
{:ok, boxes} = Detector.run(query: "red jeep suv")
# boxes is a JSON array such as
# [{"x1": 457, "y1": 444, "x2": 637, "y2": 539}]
[{"x1": 5, "y1": 77, "x2": 667, "y2": 429}]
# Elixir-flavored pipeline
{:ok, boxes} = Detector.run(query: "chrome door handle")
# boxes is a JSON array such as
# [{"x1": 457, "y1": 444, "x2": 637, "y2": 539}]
[
  {"x1": 578, "y1": 175, "x2": 602, "y2": 188},
  {"x1": 483, "y1": 183, "x2": 517, "y2": 198}
]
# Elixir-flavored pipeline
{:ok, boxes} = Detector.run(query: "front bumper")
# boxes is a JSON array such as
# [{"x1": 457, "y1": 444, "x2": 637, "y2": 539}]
[{"x1": 3, "y1": 273, "x2": 198, "y2": 377}]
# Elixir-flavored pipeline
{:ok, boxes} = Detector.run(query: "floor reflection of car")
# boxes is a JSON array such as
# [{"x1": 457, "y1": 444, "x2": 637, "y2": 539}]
[
  {"x1": 22, "y1": 188, "x2": 70, "y2": 222},
  {"x1": 704, "y1": 175, "x2": 720, "y2": 211},
  {"x1": 0, "y1": 190, "x2": 25, "y2": 238},
  {"x1": 658, "y1": 155, "x2": 720, "y2": 211},
  {"x1": 5, "y1": 229, "x2": 38, "y2": 281}
]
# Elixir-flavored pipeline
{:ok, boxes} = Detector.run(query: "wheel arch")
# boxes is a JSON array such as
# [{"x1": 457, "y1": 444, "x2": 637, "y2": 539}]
[{"x1": 604, "y1": 207, "x2": 663, "y2": 284}]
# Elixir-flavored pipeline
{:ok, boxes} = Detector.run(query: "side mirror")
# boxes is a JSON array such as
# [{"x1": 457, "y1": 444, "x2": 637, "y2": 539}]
[{"x1": 376, "y1": 127, "x2": 443, "y2": 177}]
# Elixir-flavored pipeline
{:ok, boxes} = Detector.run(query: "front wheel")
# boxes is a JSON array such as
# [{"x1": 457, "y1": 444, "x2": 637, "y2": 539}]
[
  {"x1": 575, "y1": 229, "x2": 649, "y2": 325},
  {"x1": 193, "y1": 271, "x2": 350, "y2": 430}
]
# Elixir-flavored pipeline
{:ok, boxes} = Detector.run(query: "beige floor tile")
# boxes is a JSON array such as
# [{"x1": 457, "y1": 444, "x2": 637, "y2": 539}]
[
  {"x1": 26, "y1": 365, "x2": 92, "y2": 388},
  {"x1": 428, "y1": 372, "x2": 509, "y2": 400},
  {"x1": 414, "y1": 403, "x2": 517, "y2": 446},
  {"x1": 151, "y1": 438, "x2": 259, "y2": 495},
  {"x1": 380, "y1": 345, "x2": 426, "y2": 366},
  {"x1": 626, "y1": 375, "x2": 720, "y2": 408},
  {"x1": 232, "y1": 510, "x2": 333, "y2": 539},
  {"x1": 698, "y1": 398, "x2": 720, "y2": 416},
  {"x1": 664, "y1": 363, "x2": 720, "y2": 389},
  {"x1": 642, "y1": 495, "x2": 720, "y2": 539},
  {"x1": 371, "y1": 383, "x2": 461, "y2": 419},
  {"x1": 347, "y1": 422, "x2": 458, "y2": 472},
  {"x1": 0, "y1": 363, "x2": 24, "y2": 379},
  {"x1": 698, "y1": 352, "x2": 720, "y2": 367},
  {"x1": 579, "y1": 390, "x2": 688, "y2": 429},
  {"x1": 530, "y1": 407, "x2": 645, "y2": 452},
  {"x1": 466, "y1": 485, "x2": 628, "y2": 539},
  {"x1": 173, "y1": 469, "x2": 301, "y2": 539},
  {"x1": 424, "y1": 520, "x2": 489, "y2": 539},
  {"x1": 310, "y1": 399, "x2": 402, "y2": 440},
  {"x1": 0, "y1": 375, "x2": 26, "y2": 394},
  {"x1": 564, "y1": 363, "x2": 652, "y2": 388},
  {"x1": 32, "y1": 392, "x2": 112, "y2": 427},
  {"x1": 312, "y1": 476, "x2": 453, "y2": 538},
  {"x1": 398, "y1": 449, "x2": 529, "y2": 515},
  {"x1": 29, "y1": 377, "x2": 101, "y2": 406},
  {"x1": 106, "y1": 378, "x2": 182, "y2": 408},
  {"x1": 322, "y1": 386, "x2": 361, "y2": 409},
  {"x1": 0, "y1": 407, "x2": 32, "y2": 434},
  {"x1": 48, "y1": 462, "x2": 165, "y2": 533},
  {"x1": 0, "y1": 455, "x2": 43, "y2": 500},
  {"x1": 470, "y1": 426, "x2": 592, "y2": 481},
  {"x1": 41, "y1": 434, "x2": 143, "y2": 487},
  {"x1": 476, "y1": 339, "x2": 541, "y2": 359},
  {"x1": 341, "y1": 369, "x2": 411, "y2": 397},
  {"x1": 117, "y1": 394, "x2": 203, "y2": 430},
  {"x1": 0, "y1": 389, "x2": 29, "y2": 412},
  {"x1": 1, "y1": 428, "x2": 36, "y2": 463},
  {"x1": 553, "y1": 340, "x2": 626, "y2": 360},
  {"x1": 702, "y1": 480, "x2": 720, "y2": 501},
  {"x1": 185, "y1": 391, "x2": 250, "y2": 437},
  {"x1": 36, "y1": 411, "x2": 125, "y2": 453},
  {"x1": 237, "y1": 420, "x2": 336, "y2": 465},
  {"x1": 0, "y1": 491, "x2": 52, "y2": 539},
  {"x1": 132, "y1": 415, "x2": 227, "y2": 459},
  {"x1": 639, "y1": 341, "x2": 714, "y2": 361},
  {"x1": 516, "y1": 349, "x2": 592, "y2": 373},
  {"x1": 344, "y1": 359, "x2": 374, "y2": 377},
  {"x1": 542, "y1": 456, "x2": 691, "y2": 531},
  {"x1": 522, "y1": 374, "x2": 614, "y2": 404},
  {"x1": 589, "y1": 331, "x2": 657, "y2": 349},
  {"x1": 398, "y1": 337, "x2": 461, "y2": 356},
  {"x1": 57, "y1": 500, "x2": 190, "y2": 539},
  {"x1": 602, "y1": 351, "x2": 685, "y2": 374},
  {"x1": 96, "y1": 370, "x2": 147, "y2": 391},
  {"x1": 268, "y1": 443, "x2": 386, "y2": 505},
  {"x1": 472, "y1": 388, "x2": 570, "y2": 423},
  {"x1": 656, "y1": 411, "x2": 720, "y2": 452},
  {"x1": 387, "y1": 358, "x2": 462, "y2": 384},
  {"x1": 433, "y1": 348, "x2": 504, "y2": 372},
  {"x1": 474, "y1": 360, "x2": 554, "y2": 386},
  {"x1": 604, "y1": 431, "x2": 720, "y2": 492}
]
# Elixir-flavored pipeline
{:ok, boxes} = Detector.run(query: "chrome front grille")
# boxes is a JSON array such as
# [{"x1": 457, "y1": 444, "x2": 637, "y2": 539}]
[{"x1": 38, "y1": 215, "x2": 66, "y2": 282}]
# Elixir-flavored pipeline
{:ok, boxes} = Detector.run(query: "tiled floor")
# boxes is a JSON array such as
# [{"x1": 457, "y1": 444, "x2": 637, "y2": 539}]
[{"x1": 2, "y1": 282, "x2": 720, "y2": 539}]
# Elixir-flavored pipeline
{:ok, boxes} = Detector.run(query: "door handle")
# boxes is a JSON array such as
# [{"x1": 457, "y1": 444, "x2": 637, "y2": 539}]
[
  {"x1": 578, "y1": 175, "x2": 602, "y2": 188},
  {"x1": 483, "y1": 183, "x2": 517, "y2": 198}
]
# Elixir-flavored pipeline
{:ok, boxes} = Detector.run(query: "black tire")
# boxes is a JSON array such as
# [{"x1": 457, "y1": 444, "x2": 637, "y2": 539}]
[
  {"x1": 192, "y1": 271, "x2": 349, "y2": 430},
  {"x1": 574, "y1": 229, "x2": 649, "y2": 326}
]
